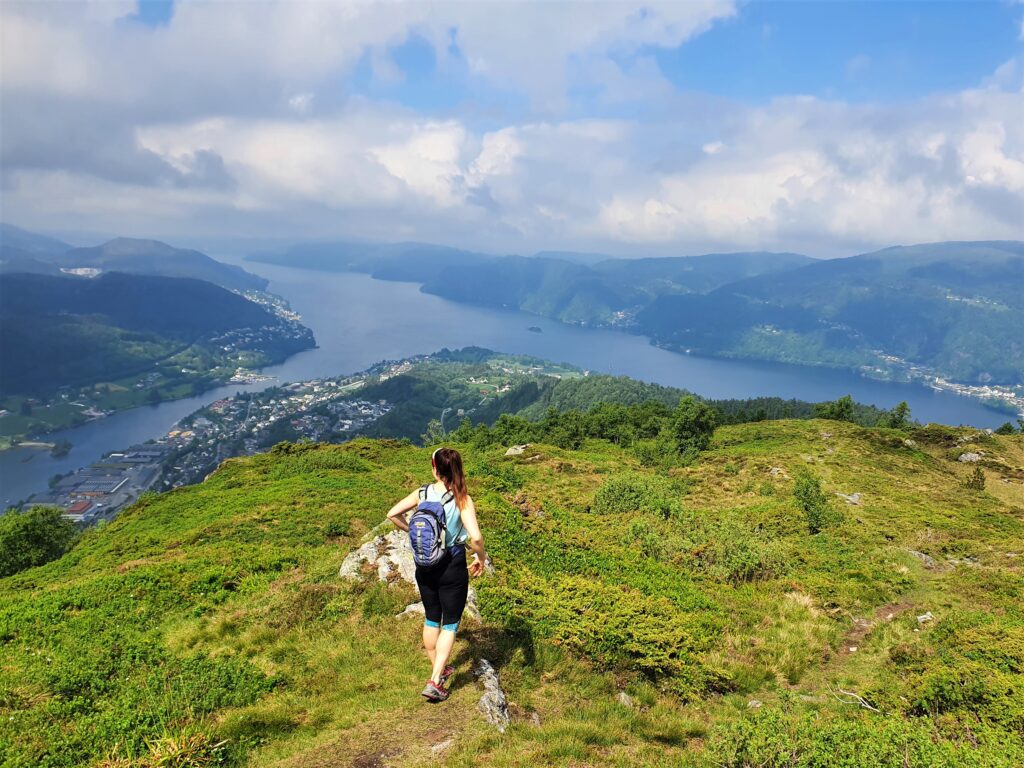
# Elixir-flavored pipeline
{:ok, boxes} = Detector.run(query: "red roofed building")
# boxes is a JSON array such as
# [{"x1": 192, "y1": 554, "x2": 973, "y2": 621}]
[{"x1": 66, "y1": 500, "x2": 92, "y2": 515}]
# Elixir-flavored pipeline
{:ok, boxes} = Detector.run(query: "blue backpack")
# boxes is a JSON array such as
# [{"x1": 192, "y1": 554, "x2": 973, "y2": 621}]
[{"x1": 409, "y1": 484, "x2": 455, "y2": 567}]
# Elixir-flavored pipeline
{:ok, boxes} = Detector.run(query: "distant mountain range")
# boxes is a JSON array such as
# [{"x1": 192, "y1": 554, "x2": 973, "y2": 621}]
[
  {"x1": 0, "y1": 223, "x2": 267, "y2": 292},
  {"x1": 638, "y1": 241, "x2": 1024, "y2": 386},
  {"x1": 252, "y1": 239, "x2": 1023, "y2": 387},
  {"x1": 249, "y1": 241, "x2": 813, "y2": 323}
]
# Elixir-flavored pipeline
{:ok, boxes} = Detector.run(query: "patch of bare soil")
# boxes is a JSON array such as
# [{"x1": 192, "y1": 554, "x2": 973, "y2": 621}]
[{"x1": 838, "y1": 600, "x2": 913, "y2": 656}]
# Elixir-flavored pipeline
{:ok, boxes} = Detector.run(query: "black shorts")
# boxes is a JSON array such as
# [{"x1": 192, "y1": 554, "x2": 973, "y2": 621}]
[{"x1": 415, "y1": 549, "x2": 469, "y2": 632}]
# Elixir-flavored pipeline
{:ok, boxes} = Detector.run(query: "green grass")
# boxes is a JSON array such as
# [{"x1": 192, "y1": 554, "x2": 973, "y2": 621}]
[{"x1": 2, "y1": 422, "x2": 1023, "y2": 767}]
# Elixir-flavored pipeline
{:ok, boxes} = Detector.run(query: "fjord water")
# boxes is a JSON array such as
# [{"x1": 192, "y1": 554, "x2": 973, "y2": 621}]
[{"x1": 0, "y1": 264, "x2": 1011, "y2": 506}]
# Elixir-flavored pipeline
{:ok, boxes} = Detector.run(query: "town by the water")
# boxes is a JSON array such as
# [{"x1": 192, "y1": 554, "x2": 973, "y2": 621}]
[
  {"x1": 21, "y1": 352, "x2": 570, "y2": 525},
  {"x1": 25, "y1": 363, "x2": 402, "y2": 523}
]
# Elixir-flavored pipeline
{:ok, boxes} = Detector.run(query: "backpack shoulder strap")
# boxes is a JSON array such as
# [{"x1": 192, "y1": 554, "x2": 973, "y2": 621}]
[
  {"x1": 418, "y1": 483, "x2": 430, "y2": 502},
  {"x1": 442, "y1": 490, "x2": 466, "y2": 548}
]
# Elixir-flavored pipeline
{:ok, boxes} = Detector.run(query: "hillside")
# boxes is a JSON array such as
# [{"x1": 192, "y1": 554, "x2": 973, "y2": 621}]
[
  {"x1": 638, "y1": 241, "x2": 1024, "y2": 386},
  {"x1": 0, "y1": 223, "x2": 73, "y2": 257},
  {"x1": 0, "y1": 224, "x2": 267, "y2": 292},
  {"x1": 351, "y1": 348, "x2": 890, "y2": 443},
  {"x1": 2, "y1": 418, "x2": 1022, "y2": 766},
  {"x1": 0, "y1": 272, "x2": 314, "y2": 443},
  {"x1": 149, "y1": 349, "x2": 896, "y2": 494}
]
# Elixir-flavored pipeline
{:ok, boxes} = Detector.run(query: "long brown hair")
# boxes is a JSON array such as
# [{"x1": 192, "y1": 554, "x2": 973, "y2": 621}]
[{"x1": 432, "y1": 447, "x2": 468, "y2": 510}]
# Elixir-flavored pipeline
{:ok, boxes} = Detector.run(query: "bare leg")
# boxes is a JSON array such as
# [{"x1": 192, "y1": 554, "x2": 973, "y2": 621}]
[
  {"x1": 422, "y1": 624, "x2": 440, "y2": 666},
  {"x1": 430, "y1": 629, "x2": 457, "y2": 684}
]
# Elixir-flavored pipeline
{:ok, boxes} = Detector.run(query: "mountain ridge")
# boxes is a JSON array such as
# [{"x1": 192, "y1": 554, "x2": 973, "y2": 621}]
[{"x1": 0, "y1": 224, "x2": 268, "y2": 292}]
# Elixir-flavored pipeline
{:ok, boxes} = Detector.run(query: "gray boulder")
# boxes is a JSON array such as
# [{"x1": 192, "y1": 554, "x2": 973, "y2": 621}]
[{"x1": 339, "y1": 528, "x2": 417, "y2": 584}]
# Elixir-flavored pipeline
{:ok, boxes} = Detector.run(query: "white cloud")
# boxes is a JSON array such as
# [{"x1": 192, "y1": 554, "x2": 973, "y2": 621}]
[
  {"x1": 594, "y1": 84, "x2": 1024, "y2": 251},
  {"x1": 287, "y1": 93, "x2": 314, "y2": 115},
  {"x1": 370, "y1": 122, "x2": 468, "y2": 207},
  {"x1": 1, "y1": 1, "x2": 1022, "y2": 256}
]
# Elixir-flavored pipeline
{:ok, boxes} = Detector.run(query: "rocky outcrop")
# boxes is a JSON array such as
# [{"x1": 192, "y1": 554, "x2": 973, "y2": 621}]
[
  {"x1": 505, "y1": 444, "x2": 530, "y2": 456},
  {"x1": 907, "y1": 550, "x2": 937, "y2": 568},
  {"x1": 397, "y1": 601, "x2": 425, "y2": 618},
  {"x1": 958, "y1": 452, "x2": 983, "y2": 463},
  {"x1": 836, "y1": 492, "x2": 863, "y2": 505},
  {"x1": 474, "y1": 659, "x2": 511, "y2": 732},
  {"x1": 339, "y1": 529, "x2": 416, "y2": 584}
]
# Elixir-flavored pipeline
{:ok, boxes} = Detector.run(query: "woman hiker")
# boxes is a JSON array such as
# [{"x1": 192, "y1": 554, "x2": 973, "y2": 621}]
[{"x1": 386, "y1": 447, "x2": 487, "y2": 702}]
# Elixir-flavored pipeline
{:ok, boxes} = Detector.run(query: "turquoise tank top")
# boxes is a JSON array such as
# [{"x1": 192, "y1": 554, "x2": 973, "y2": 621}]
[{"x1": 422, "y1": 483, "x2": 467, "y2": 550}]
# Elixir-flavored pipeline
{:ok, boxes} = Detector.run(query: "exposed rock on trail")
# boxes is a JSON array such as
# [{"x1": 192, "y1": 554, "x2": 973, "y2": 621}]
[
  {"x1": 397, "y1": 602, "x2": 425, "y2": 618},
  {"x1": 474, "y1": 658, "x2": 511, "y2": 732}
]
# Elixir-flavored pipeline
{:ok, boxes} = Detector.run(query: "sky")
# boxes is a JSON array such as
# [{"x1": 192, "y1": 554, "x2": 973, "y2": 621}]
[{"x1": 1, "y1": 0, "x2": 1022, "y2": 257}]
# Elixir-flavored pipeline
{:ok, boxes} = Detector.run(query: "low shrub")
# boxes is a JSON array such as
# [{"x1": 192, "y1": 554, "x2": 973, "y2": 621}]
[
  {"x1": 0, "y1": 506, "x2": 78, "y2": 577},
  {"x1": 592, "y1": 473, "x2": 682, "y2": 520},
  {"x1": 323, "y1": 519, "x2": 350, "y2": 538},
  {"x1": 360, "y1": 581, "x2": 409, "y2": 619},
  {"x1": 703, "y1": 708, "x2": 1024, "y2": 767},
  {"x1": 792, "y1": 470, "x2": 832, "y2": 534},
  {"x1": 475, "y1": 459, "x2": 525, "y2": 492},
  {"x1": 266, "y1": 447, "x2": 371, "y2": 479},
  {"x1": 484, "y1": 572, "x2": 724, "y2": 695},
  {"x1": 692, "y1": 521, "x2": 788, "y2": 584}
]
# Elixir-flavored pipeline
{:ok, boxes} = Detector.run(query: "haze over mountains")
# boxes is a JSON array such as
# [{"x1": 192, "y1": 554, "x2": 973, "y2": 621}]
[
  {"x1": 252, "y1": 238, "x2": 1024, "y2": 387},
  {"x1": 4, "y1": 222, "x2": 1021, "y2": 394},
  {"x1": 0, "y1": 223, "x2": 266, "y2": 292}
]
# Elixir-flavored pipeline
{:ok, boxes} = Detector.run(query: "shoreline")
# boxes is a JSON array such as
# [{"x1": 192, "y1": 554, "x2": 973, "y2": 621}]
[
  {"x1": 0, "y1": 370, "x2": 285, "y2": 454},
  {"x1": 253, "y1": 262, "x2": 1024, "y2": 420}
]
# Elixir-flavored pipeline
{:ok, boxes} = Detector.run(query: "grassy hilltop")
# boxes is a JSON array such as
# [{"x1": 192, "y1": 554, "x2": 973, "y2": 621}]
[{"x1": 1, "y1": 420, "x2": 1023, "y2": 766}]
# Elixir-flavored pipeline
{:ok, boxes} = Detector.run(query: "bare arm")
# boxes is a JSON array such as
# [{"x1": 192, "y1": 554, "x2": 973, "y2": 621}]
[
  {"x1": 459, "y1": 496, "x2": 487, "y2": 576},
  {"x1": 386, "y1": 489, "x2": 421, "y2": 532}
]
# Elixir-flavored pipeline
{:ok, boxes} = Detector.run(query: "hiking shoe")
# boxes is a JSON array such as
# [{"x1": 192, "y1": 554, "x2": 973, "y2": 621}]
[
  {"x1": 439, "y1": 664, "x2": 455, "y2": 687},
  {"x1": 421, "y1": 680, "x2": 450, "y2": 702}
]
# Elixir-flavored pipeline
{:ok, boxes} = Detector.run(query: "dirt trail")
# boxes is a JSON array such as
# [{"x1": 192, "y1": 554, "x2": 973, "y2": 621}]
[{"x1": 836, "y1": 600, "x2": 914, "y2": 657}]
